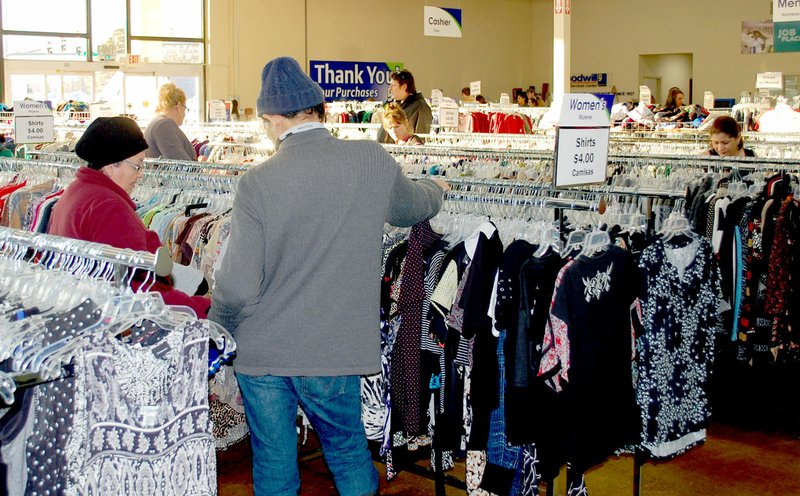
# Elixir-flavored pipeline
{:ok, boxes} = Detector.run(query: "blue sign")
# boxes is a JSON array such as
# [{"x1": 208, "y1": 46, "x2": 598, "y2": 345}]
[
  {"x1": 593, "y1": 93, "x2": 615, "y2": 118},
  {"x1": 309, "y1": 60, "x2": 404, "y2": 102}
]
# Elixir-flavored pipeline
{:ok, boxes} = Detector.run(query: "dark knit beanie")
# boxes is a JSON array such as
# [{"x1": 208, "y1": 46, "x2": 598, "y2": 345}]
[
  {"x1": 256, "y1": 57, "x2": 325, "y2": 116},
  {"x1": 75, "y1": 116, "x2": 148, "y2": 170}
]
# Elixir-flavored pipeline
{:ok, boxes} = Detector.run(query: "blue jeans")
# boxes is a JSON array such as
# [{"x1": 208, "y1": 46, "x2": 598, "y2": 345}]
[{"x1": 237, "y1": 373, "x2": 379, "y2": 496}]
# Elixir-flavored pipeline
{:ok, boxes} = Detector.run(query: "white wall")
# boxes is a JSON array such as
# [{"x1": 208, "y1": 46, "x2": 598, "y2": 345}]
[
  {"x1": 569, "y1": 0, "x2": 798, "y2": 102},
  {"x1": 638, "y1": 54, "x2": 693, "y2": 103},
  {"x1": 206, "y1": 0, "x2": 800, "y2": 112},
  {"x1": 207, "y1": 0, "x2": 544, "y2": 113}
]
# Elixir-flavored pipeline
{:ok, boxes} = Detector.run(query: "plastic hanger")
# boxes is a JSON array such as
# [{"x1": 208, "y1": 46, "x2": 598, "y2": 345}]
[{"x1": 579, "y1": 227, "x2": 611, "y2": 258}]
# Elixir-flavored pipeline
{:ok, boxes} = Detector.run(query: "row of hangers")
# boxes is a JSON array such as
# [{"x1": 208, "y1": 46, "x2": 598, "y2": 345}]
[{"x1": 0, "y1": 226, "x2": 236, "y2": 405}]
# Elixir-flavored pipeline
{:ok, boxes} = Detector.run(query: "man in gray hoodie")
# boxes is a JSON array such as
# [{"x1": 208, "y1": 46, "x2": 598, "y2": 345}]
[{"x1": 209, "y1": 56, "x2": 448, "y2": 496}]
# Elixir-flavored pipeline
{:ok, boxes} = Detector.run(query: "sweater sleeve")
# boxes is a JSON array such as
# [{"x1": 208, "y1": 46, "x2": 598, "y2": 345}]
[
  {"x1": 208, "y1": 176, "x2": 266, "y2": 334},
  {"x1": 385, "y1": 166, "x2": 443, "y2": 227},
  {"x1": 147, "y1": 118, "x2": 195, "y2": 161}
]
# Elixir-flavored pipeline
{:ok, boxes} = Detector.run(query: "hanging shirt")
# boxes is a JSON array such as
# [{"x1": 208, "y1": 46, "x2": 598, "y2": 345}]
[
  {"x1": 538, "y1": 245, "x2": 641, "y2": 473},
  {"x1": 636, "y1": 237, "x2": 721, "y2": 459},
  {"x1": 66, "y1": 319, "x2": 215, "y2": 495}
]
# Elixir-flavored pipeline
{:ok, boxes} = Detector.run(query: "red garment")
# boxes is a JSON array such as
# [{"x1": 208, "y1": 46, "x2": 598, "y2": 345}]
[
  {"x1": 0, "y1": 180, "x2": 28, "y2": 213},
  {"x1": 48, "y1": 167, "x2": 210, "y2": 317}
]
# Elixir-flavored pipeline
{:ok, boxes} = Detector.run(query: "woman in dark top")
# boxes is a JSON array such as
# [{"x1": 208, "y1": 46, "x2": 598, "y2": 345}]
[{"x1": 701, "y1": 115, "x2": 756, "y2": 157}]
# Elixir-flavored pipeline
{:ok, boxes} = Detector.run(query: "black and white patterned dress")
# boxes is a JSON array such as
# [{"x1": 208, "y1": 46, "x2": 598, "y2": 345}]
[{"x1": 636, "y1": 237, "x2": 721, "y2": 459}]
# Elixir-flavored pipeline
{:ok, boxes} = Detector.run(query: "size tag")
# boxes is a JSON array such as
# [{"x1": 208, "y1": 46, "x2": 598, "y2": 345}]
[{"x1": 140, "y1": 405, "x2": 160, "y2": 427}]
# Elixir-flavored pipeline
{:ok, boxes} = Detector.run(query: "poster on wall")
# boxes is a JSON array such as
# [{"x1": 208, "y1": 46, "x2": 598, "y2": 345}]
[
  {"x1": 309, "y1": 60, "x2": 403, "y2": 102},
  {"x1": 742, "y1": 20, "x2": 774, "y2": 54},
  {"x1": 774, "y1": 22, "x2": 800, "y2": 52},
  {"x1": 423, "y1": 7, "x2": 462, "y2": 38}
]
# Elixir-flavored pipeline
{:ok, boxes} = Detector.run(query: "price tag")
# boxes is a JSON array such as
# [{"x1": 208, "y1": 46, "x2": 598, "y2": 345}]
[
  {"x1": 207, "y1": 99, "x2": 227, "y2": 121},
  {"x1": 703, "y1": 91, "x2": 715, "y2": 110},
  {"x1": 470, "y1": 80, "x2": 481, "y2": 97},
  {"x1": 553, "y1": 93, "x2": 610, "y2": 188},
  {"x1": 439, "y1": 107, "x2": 459, "y2": 129},
  {"x1": 14, "y1": 100, "x2": 55, "y2": 144},
  {"x1": 638, "y1": 85, "x2": 651, "y2": 106},
  {"x1": 431, "y1": 89, "x2": 443, "y2": 107},
  {"x1": 756, "y1": 72, "x2": 783, "y2": 89}
]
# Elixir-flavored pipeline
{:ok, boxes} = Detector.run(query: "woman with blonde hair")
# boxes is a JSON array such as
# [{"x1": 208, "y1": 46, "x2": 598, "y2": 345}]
[
  {"x1": 382, "y1": 103, "x2": 424, "y2": 145},
  {"x1": 144, "y1": 82, "x2": 196, "y2": 160}
]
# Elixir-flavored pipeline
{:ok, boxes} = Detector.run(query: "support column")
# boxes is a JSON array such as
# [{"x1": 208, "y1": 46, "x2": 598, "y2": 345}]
[{"x1": 553, "y1": 0, "x2": 571, "y2": 106}]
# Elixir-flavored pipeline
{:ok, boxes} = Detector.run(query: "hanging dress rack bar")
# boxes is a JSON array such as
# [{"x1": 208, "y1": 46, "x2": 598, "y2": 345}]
[
  {"x1": 0, "y1": 226, "x2": 172, "y2": 278},
  {"x1": 143, "y1": 157, "x2": 251, "y2": 173},
  {"x1": 0, "y1": 156, "x2": 81, "y2": 175}
]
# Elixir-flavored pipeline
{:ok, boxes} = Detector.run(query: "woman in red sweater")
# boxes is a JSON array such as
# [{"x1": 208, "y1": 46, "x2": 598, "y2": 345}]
[{"x1": 48, "y1": 116, "x2": 210, "y2": 317}]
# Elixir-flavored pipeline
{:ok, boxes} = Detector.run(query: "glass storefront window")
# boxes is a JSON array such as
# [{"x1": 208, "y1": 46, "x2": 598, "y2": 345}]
[
  {"x1": 2, "y1": 0, "x2": 86, "y2": 34},
  {"x1": 10, "y1": 74, "x2": 45, "y2": 101},
  {"x1": 160, "y1": 76, "x2": 199, "y2": 124},
  {"x1": 94, "y1": 70, "x2": 126, "y2": 114},
  {"x1": 3, "y1": 34, "x2": 87, "y2": 60},
  {"x1": 63, "y1": 74, "x2": 93, "y2": 101},
  {"x1": 130, "y1": 40, "x2": 203, "y2": 64},
  {"x1": 124, "y1": 74, "x2": 158, "y2": 121},
  {"x1": 45, "y1": 74, "x2": 61, "y2": 103},
  {"x1": 91, "y1": 0, "x2": 126, "y2": 62},
  {"x1": 129, "y1": 0, "x2": 202, "y2": 39}
]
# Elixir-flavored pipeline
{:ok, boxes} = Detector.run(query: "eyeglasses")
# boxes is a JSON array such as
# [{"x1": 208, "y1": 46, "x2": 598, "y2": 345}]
[
  {"x1": 179, "y1": 102, "x2": 190, "y2": 112},
  {"x1": 122, "y1": 158, "x2": 145, "y2": 171}
]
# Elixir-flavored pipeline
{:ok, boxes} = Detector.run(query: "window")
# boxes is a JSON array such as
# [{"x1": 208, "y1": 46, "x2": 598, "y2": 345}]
[
  {"x1": 129, "y1": 0, "x2": 202, "y2": 39},
  {"x1": 0, "y1": 0, "x2": 204, "y2": 63},
  {"x1": 130, "y1": 40, "x2": 203, "y2": 64},
  {"x1": 91, "y1": 0, "x2": 126, "y2": 61},
  {"x1": 1, "y1": 0, "x2": 206, "y2": 119},
  {"x1": 3, "y1": 34, "x2": 87, "y2": 60},
  {"x1": 2, "y1": 0, "x2": 86, "y2": 33}
]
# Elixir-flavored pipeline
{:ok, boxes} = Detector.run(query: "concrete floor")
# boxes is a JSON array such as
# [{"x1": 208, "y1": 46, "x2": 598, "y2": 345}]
[{"x1": 216, "y1": 423, "x2": 800, "y2": 495}]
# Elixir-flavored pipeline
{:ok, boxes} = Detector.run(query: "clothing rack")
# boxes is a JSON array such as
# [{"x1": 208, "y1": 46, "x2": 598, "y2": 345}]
[
  {"x1": 0, "y1": 225, "x2": 173, "y2": 280},
  {"x1": 402, "y1": 171, "x2": 694, "y2": 496},
  {"x1": 402, "y1": 187, "x2": 601, "y2": 496},
  {"x1": 25, "y1": 150, "x2": 85, "y2": 164},
  {"x1": 143, "y1": 157, "x2": 251, "y2": 173},
  {"x1": 0, "y1": 226, "x2": 173, "y2": 393},
  {"x1": 0, "y1": 156, "x2": 81, "y2": 174}
]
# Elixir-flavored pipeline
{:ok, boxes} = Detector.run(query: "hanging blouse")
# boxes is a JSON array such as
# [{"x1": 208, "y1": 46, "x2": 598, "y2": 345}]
[
  {"x1": 538, "y1": 245, "x2": 640, "y2": 474},
  {"x1": 636, "y1": 237, "x2": 721, "y2": 459},
  {"x1": 65, "y1": 320, "x2": 215, "y2": 495},
  {"x1": 24, "y1": 299, "x2": 103, "y2": 496}
]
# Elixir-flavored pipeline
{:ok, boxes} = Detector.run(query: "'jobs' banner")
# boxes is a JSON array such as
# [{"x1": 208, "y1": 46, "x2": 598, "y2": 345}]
[
  {"x1": 775, "y1": 21, "x2": 800, "y2": 52},
  {"x1": 310, "y1": 60, "x2": 404, "y2": 102}
]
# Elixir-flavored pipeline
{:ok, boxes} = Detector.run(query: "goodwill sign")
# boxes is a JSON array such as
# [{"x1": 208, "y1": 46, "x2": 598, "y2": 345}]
[
  {"x1": 424, "y1": 7, "x2": 462, "y2": 38},
  {"x1": 310, "y1": 60, "x2": 403, "y2": 102}
]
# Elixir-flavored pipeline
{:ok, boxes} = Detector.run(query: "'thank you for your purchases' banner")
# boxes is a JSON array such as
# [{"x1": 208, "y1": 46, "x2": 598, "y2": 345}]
[{"x1": 310, "y1": 61, "x2": 404, "y2": 102}]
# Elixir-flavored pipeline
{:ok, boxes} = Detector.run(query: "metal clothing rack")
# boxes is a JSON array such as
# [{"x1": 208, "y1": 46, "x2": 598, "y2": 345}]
[
  {"x1": 0, "y1": 226, "x2": 173, "y2": 394},
  {"x1": 401, "y1": 172, "x2": 692, "y2": 496},
  {"x1": 0, "y1": 226, "x2": 173, "y2": 280},
  {"x1": 0, "y1": 156, "x2": 81, "y2": 175},
  {"x1": 144, "y1": 157, "x2": 251, "y2": 173}
]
